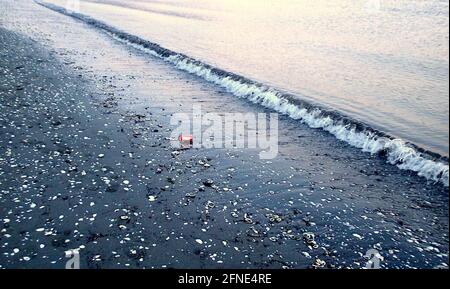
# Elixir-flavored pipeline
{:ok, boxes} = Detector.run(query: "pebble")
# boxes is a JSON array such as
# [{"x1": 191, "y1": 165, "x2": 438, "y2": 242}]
[
  {"x1": 203, "y1": 179, "x2": 214, "y2": 187},
  {"x1": 353, "y1": 233, "x2": 363, "y2": 240}
]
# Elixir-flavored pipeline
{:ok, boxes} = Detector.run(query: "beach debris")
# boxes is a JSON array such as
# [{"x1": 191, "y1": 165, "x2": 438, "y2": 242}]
[
  {"x1": 302, "y1": 252, "x2": 311, "y2": 258},
  {"x1": 231, "y1": 212, "x2": 239, "y2": 218},
  {"x1": 266, "y1": 213, "x2": 282, "y2": 223},
  {"x1": 353, "y1": 233, "x2": 363, "y2": 240},
  {"x1": 244, "y1": 213, "x2": 253, "y2": 224},
  {"x1": 185, "y1": 192, "x2": 197, "y2": 198},
  {"x1": 312, "y1": 258, "x2": 326, "y2": 269},
  {"x1": 206, "y1": 201, "x2": 215, "y2": 209},
  {"x1": 303, "y1": 232, "x2": 319, "y2": 248},
  {"x1": 178, "y1": 134, "x2": 193, "y2": 145},
  {"x1": 203, "y1": 179, "x2": 214, "y2": 187},
  {"x1": 198, "y1": 159, "x2": 211, "y2": 168}
]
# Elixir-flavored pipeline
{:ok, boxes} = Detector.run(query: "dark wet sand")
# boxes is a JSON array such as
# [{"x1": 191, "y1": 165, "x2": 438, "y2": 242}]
[{"x1": 0, "y1": 0, "x2": 448, "y2": 269}]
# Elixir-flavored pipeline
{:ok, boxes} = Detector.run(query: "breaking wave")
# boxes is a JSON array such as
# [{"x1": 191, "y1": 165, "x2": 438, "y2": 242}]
[{"x1": 37, "y1": 1, "x2": 449, "y2": 187}]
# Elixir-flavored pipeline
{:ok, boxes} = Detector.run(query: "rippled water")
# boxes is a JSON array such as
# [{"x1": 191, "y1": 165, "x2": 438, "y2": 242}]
[{"x1": 47, "y1": 0, "x2": 449, "y2": 156}]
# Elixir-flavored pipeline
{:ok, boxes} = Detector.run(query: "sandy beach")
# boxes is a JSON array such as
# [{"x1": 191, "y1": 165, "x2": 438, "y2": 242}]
[{"x1": 0, "y1": 0, "x2": 448, "y2": 269}]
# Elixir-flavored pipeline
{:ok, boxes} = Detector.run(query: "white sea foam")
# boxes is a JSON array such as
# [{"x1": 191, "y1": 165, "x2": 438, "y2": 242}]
[
  {"x1": 163, "y1": 56, "x2": 449, "y2": 186},
  {"x1": 38, "y1": 1, "x2": 450, "y2": 187}
]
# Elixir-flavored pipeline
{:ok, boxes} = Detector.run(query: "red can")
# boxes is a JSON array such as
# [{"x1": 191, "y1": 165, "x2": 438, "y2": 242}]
[{"x1": 179, "y1": 134, "x2": 193, "y2": 145}]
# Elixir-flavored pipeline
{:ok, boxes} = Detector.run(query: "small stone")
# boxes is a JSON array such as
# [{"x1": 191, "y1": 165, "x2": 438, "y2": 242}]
[
  {"x1": 203, "y1": 179, "x2": 214, "y2": 187},
  {"x1": 353, "y1": 233, "x2": 363, "y2": 240}
]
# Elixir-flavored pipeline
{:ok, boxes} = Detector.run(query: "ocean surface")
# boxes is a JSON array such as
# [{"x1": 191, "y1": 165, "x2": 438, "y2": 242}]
[{"x1": 40, "y1": 0, "x2": 449, "y2": 185}]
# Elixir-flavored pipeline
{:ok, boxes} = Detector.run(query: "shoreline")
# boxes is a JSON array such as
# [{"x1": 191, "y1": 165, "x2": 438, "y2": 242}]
[
  {"x1": 0, "y1": 0, "x2": 448, "y2": 269},
  {"x1": 37, "y1": 0, "x2": 449, "y2": 187}
]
